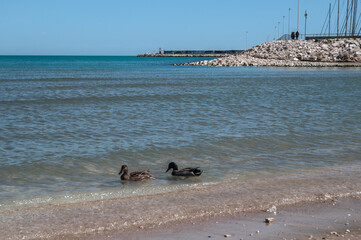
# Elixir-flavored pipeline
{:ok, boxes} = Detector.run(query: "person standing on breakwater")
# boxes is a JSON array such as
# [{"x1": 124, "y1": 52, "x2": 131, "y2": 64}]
[
  {"x1": 291, "y1": 32, "x2": 295, "y2": 40},
  {"x1": 296, "y1": 31, "x2": 299, "y2": 40}
]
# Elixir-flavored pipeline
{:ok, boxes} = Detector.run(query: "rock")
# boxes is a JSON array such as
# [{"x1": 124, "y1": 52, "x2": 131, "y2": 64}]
[
  {"x1": 224, "y1": 234, "x2": 232, "y2": 238},
  {"x1": 178, "y1": 39, "x2": 361, "y2": 67},
  {"x1": 322, "y1": 44, "x2": 329, "y2": 50},
  {"x1": 266, "y1": 205, "x2": 277, "y2": 214},
  {"x1": 265, "y1": 218, "x2": 274, "y2": 223},
  {"x1": 330, "y1": 231, "x2": 338, "y2": 236}
]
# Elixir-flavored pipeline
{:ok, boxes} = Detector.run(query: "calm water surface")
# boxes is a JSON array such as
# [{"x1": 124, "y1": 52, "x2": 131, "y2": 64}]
[{"x1": 1, "y1": 56, "x2": 361, "y2": 203}]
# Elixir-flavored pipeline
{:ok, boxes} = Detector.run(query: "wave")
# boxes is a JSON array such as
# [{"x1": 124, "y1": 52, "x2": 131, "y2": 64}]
[{"x1": 0, "y1": 92, "x2": 209, "y2": 105}]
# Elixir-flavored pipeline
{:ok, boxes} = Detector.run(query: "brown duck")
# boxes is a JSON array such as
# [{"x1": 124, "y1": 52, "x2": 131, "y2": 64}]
[{"x1": 118, "y1": 165, "x2": 155, "y2": 181}]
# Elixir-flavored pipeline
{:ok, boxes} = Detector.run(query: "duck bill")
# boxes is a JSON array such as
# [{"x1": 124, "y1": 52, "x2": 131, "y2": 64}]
[
  {"x1": 118, "y1": 169, "x2": 124, "y2": 175},
  {"x1": 165, "y1": 168, "x2": 170, "y2": 173}
]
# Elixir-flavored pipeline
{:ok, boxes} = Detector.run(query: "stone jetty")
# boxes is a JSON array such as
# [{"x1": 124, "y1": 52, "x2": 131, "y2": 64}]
[
  {"x1": 137, "y1": 53, "x2": 232, "y2": 57},
  {"x1": 178, "y1": 39, "x2": 361, "y2": 67}
]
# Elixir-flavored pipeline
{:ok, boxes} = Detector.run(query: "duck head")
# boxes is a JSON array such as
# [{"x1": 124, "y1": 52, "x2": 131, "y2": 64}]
[
  {"x1": 166, "y1": 162, "x2": 178, "y2": 172},
  {"x1": 118, "y1": 165, "x2": 128, "y2": 175}
]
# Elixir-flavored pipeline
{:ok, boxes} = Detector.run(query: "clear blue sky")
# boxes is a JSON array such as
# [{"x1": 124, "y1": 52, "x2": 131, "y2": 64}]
[{"x1": 0, "y1": 0, "x2": 340, "y2": 55}]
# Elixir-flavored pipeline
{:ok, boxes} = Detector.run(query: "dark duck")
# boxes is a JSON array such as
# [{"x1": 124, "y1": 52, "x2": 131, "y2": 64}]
[
  {"x1": 118, "y1": 165, "x2": 154, "y2": 181},
  {"x1": 166, "y1": 162, "x2": 202, "y2": 177}
]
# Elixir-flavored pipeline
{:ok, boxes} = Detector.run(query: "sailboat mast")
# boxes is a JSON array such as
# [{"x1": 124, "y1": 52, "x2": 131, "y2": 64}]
[
  {"x1": 329, "y1": 3, "x2": 331, "y2": 36},
  {"x1": 346, "y1": 0, "x2": 349, "y2": 36},
  {"x1": 337, "y1": 0, "x2": 340, "y2": 37},
  {"x1": 352, "y1": 0, "x2": 358, "y2": 35}
]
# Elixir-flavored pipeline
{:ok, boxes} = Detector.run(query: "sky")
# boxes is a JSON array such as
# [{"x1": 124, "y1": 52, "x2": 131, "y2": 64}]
[{"x1": 0, "y1": 0, "x2": 343, "y2": 55}]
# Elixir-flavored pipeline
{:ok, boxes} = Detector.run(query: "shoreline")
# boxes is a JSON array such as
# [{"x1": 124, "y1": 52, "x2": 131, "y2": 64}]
[
  {"x1": 123, "y1": 197, "x2": 361, "y2": 240},
  {"x1": 178, "y1": 56, "x2": 361, "y2": 67},
  {"x1": 45, "y1": 197, "x2": 361, "y2": 240},
  {"x1": 1, "y1": 164, "x2": 361, "y2": 239}
]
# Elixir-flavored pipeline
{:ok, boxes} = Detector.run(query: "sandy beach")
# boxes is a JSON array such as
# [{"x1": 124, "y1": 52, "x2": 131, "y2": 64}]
[
  {"x1": 2, "y1": 165, "x2": 360, "y2": 240},
  {"x1": 63, "y1": 197, "x2": 361, "y2": 240}
]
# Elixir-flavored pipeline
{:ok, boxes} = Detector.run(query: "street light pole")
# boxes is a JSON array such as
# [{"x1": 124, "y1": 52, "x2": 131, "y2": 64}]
[
  {"x1": 246, "y1": 31, "x2": 248, "y2": 49},
  {"x1": 274, "y1": 26, "x2": 277, "y2": 40},
  {"x1": 289, "y1": 8, "x2": 291, "y2": 39},
  {"x1": 305, "y1": 10, "x2": 308, "y2": 40},
  {"x1": 297, "y1": 0, "x2": 300, "y2": 33},
  {"x1": 283, "y1": 16, "x2": 285, "y2": 40},
  {"x1": 278, "y1": 21, "x2": 280, "y2": 39}
]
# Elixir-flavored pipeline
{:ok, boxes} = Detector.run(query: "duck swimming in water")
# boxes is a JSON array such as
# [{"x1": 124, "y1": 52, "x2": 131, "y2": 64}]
[
  {"x1": 118, "y1": 165, "x2": 155, "y2": 181},
  {"x1": 165, "y1": 162, "x2": 202, "y2": 177}
]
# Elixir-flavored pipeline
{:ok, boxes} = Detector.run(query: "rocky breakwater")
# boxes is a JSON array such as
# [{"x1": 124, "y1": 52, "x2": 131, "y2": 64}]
[
  {"x1": 178, "y1": 39, "x2": 361, "y2": 67},
  {"x1": 137, "y1": 53, "x2": 231, "y2": 57}
]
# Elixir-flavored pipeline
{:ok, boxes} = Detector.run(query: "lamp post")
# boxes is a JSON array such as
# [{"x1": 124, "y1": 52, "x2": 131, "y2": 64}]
[
  {"x1": 297, "y1": 0, "x2": 300, "y2": 33},
  {"x1": 283, "y1": 16, "x2": 285, "y2": 40},
  {"x1": 278, "y1": 21, "x2": 280, "y2": 39},
  {"x1": 274, "y1": 26, "x2": 277, "y2": 40},
  {"x1": 289, "y1": 8, "x2": 291, "y2": 39},
  {"x1": 304, "y1": 10, "x2": 308, "y2": 40},
  {"x1": 246, "y1": 31, "x2": 248, "y2": 50}
]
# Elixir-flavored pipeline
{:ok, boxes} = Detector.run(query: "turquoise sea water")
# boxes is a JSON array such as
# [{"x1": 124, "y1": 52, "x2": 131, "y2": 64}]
[
  {"x1": 1, "y1": 56, "x2": 361, "y2": 239},
  {"x1": 0, "y1": 56, "x2": 361, "y2": 203}
]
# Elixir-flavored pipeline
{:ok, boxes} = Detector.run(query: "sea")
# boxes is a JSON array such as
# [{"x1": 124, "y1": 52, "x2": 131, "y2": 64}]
[{"x1": 0, "y1": 56, "x2": 361, "y2": 239}]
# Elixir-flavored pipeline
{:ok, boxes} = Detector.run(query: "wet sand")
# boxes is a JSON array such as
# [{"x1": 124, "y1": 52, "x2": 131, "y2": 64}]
[
  {"x1": 2, "y1": 165, "x2": 361, "y2": 240},
  {"x1": 96, "y1": 197, "x2": 361, "y2": 240}
]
